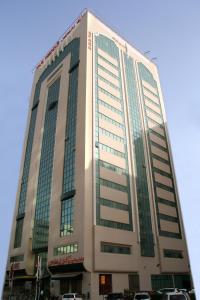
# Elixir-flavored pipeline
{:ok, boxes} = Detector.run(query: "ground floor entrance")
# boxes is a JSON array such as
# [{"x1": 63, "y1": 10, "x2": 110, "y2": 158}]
[
  {"x1": 51, "y1": 273, "x2": 83, "y2": 297},
  {"x1": 2, "y1": 270, "x2": 192, "y2": 300}
]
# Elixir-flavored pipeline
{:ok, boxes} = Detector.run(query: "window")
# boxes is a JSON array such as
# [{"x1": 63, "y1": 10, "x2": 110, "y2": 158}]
[
  {"x1": 98, "y1": 63, "x2": 119, "y2": 79},
  {"x1": 99, "y1": 160, "x2": 126, "y2": 175},
  {"x1": 129, "y1": 274, "x2": 140, "y2": 292},
  {"x1": 151, "y1": 275, "x2": 173, "y2": 290},
  {"x1": 99, "y1": 274, "x2": 112, "y2": 295},
  {"x1": 100, "y1": 198, "x2": 128, "y2": 211},
  {"x1": 60, "y1": 198, "x2": 74, "y2": 236},
  {"x1": 156, "y1": 182, "x2": 174, "y2": 193},
  {"x1": 153, "y1": 167, "x2": 172, "y2": 179},
  {"x1": 164, "y1": 249, "x2": 183, "y2": 259},
  {"x1": 145, "y1": 105, "x2": 162, "y2": 118},
  {"x1": 10, "y1": 255, "x2": 24, "y2": 262},
  {"x1": 101, "y1": 242, "x2": 131, "y2": 255},
  {"x1": 98, "y1": 74, "x2": 120, "y2": 91},
  {"x1": 99, "y1": 127, "x2": 124, "y2": 143},
  {"x1": 99, "y1": 219, "x2": 131, "y2": 230},
  {"x1": 98, "y1": 99, "x2": 122, "y2": 115},
  {"x1": 98, "y1": 112, "x2": 124, "y2": 129},
  {"x1": 159, "y1": 213, "x2": 178, "y2": 223},
  {"x1": 159, "y1": 231, "x2": 181, "y2": 239},
  {"x1": 99, "y1": 178, "x2": 127, "y2": 192},
  {"x1": 151, "y1": 274, "x2": 191, "y2": 290},
  {"x1": 54, "y1": 243, "x2": 78, "y2": 256},
  {"x1": 98, "y1": 143, "x2": 125, "y2": 158},
  {"x1": 14, "y1": 219, "x2": 24, "y2": 248}
]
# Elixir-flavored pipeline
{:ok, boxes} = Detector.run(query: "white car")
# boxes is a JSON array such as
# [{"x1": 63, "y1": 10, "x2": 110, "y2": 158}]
[
  {"x1": 162, "y1": 292, "x2": 189, "y2": 300},
  {"x1": 62, "y1": 293, "x2": 83, "y2": 300},
  {"x1": 134, "y1": 292, "x2": 151, "y2": 300}
]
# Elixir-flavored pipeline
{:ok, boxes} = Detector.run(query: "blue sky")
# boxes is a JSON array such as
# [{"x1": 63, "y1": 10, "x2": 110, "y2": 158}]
[{"x1": 0, "y1": 0, "x2": 200, "y2": 296}]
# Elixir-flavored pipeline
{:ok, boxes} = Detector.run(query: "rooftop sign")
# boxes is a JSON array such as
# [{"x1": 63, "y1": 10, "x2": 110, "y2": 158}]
[{"x1": 36, "y1": 10, "x2": 86, "y2": 69}]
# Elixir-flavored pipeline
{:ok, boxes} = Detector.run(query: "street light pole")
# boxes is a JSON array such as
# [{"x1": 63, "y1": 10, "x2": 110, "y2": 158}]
[
  {"x1": 35, "y1": 255, "x2": 42, "y2": 300},
  {"x1": 172, "y1": 274, "x2": 175, "y2": 289}
]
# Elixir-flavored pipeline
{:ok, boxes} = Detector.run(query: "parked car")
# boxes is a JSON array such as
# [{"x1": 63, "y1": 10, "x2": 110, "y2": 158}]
[
  {"x1": 188, "y1": 289, "x2": 196, "y2": 300},
  {"x1": 106, "y1": 292, "x2": 124, "y2": 299},
  {"x1": 62, "y1": 293, "x2": 83, "y2": 300},
  {"x1": 178, "y1": 291, "x2": 191, "y2": 300},
  {"x1": 133, "y1": 292, "x2": 151, "y2": 300},
  {"x1": 161, "y1": 292, "x2": 189, "y2": 300}
]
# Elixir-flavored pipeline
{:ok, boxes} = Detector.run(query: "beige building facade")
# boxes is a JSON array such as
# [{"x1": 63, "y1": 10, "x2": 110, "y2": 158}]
[{"x1": 3, "y1": 10, "x2": 192, "y2": 300}]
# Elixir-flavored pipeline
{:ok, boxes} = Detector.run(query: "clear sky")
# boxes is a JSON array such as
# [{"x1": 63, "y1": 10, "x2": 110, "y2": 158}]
[{"x1": 0, "y1": 0, "x2": 200, "y2": 296}]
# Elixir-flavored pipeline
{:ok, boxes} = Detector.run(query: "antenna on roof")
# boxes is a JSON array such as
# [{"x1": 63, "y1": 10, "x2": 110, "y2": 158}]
[
  {"x1": 144, "y1": 50, "x2": 151, "y2": 55},
  {"x1": 151, "y1": 57, "x2": 157, "y2": 61}
]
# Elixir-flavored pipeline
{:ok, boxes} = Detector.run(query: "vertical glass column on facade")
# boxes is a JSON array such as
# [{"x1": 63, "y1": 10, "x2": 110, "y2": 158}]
[
  {"x1": 123, "y1": 54, "x2": 155, "y2": 256},
  {"x1": 14, "y1": 83, "x2": 40, "y2": 248},
  {"x1": 60, "y1": 40, "x2": 80, "y2": 237},
  {"x1": 32, "y1": 77, "x2": 61, "y2": 251}
]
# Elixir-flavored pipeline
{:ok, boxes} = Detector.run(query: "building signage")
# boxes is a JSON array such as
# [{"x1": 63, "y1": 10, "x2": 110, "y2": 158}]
[
  {"x1": 36, "y1": 11, "x2": 85, "y2": 69},
  {"x1": 88, "y1": 31, "x2": 92, "y2": 50},
  {"x1": 48, "y1": 256, "x2": 84, "y2": 267}
]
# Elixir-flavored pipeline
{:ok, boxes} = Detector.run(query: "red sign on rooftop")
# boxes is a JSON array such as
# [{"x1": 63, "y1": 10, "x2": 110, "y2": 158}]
[{"x1": 36, "y1": 11, "x2": 85, "y2": 69}]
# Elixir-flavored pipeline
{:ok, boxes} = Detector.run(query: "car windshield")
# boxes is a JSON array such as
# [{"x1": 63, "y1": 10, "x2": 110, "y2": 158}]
[
  {"x1": 170, "y1": 295, "x2": 186, "y2": 300},
  {"x1": 135, "y1": 295, "x2": 149, "y2": 299}
]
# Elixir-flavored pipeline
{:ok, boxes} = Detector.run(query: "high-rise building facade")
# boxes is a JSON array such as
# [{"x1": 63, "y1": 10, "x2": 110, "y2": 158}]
[{"x1": 3, "y1": 10, "x2": 192, "y2": 299}]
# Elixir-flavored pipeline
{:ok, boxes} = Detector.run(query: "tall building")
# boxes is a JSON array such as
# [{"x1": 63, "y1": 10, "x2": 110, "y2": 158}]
[{"x1": 3, "y1": 10, "x2": 192, "y2": 299}]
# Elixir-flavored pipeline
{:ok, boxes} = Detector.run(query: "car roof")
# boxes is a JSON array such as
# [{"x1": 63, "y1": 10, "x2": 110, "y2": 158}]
[
  {"x1": 167, "y1": 292, "x2": 185, "y2": 295},
  {"x1": 160, "y1": 288, "x2": 177, "y2": 290},
  {"x1": 134, "y1": 293, "x2": 150, "y2": 297}
]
